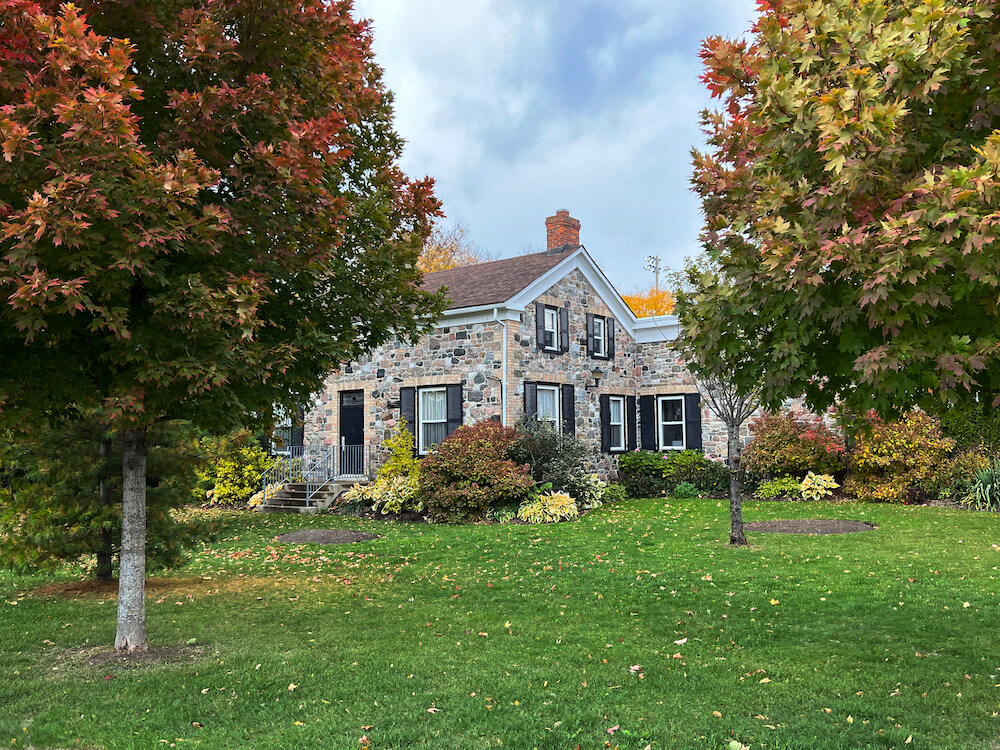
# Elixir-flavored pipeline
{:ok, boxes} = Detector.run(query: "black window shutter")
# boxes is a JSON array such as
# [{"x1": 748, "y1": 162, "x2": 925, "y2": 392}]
[
  {"x1": 561, "y1": 383, "x2": 575, "y2": 436},
  {"x1": 586, "y1": 314, "x2": 595, "y2": 356},
  {"x1": 559, "y1": 308, "x2": 569, "y2": 353},
  {"x1": 607, "y1": 318, "x2": 616, "y2": 360},
  {"x1": 599, "y1": 394, "x2": 611, "y2": 453},
  {"x1": 684, "y1": 393, "x2": 703, "y2": 451},
  {"x1": 626, "y1": 395, "x2": 637, "y2": 451},
  {"x1": 535, "y1": 303, "x2": 545, "y2": 351},
  {"x1": 524, "y1": 381, "x2": 537, "y2": 417},
  {"x1": 639, "y1": 395, "x2": 656, "y2": 450},
  {"x1": 446, "y1": 384, "x2": 463, "y2": 438},
  {"x1": 400, "y1": 387, "x2": 416, "y2": 455}
]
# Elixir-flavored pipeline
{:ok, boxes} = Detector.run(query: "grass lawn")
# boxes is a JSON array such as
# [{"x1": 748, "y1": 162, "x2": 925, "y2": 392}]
[{"x1": 2, "y1": 497, "x2": 999, "y2": 749}]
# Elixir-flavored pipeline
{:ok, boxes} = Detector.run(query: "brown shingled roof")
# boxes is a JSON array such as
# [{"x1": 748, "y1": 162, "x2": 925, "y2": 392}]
[{"x1": 422, "y1": 246, "x2": 578, "y2": 310}]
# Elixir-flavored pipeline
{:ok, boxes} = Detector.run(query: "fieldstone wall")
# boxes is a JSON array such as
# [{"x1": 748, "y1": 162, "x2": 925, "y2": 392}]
[{"x1": 304, "y1": 266, "x2": 835, "y2": 479}]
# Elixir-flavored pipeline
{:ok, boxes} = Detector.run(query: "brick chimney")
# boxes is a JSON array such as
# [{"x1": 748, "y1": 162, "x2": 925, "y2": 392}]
[{"x1": 545, "y1": 209, "x2": 580, "y2": 253}]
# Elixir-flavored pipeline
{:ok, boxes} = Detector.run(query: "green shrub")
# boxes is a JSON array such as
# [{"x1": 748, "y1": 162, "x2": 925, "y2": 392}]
[
  {"x1": 924, "y1": 448, "x2": 990, "y2": 500},
  {"x1": 602, "y1": 483, "x2": 628, "y2": 504},
  {"x1": 673, "y1": 481, "x2": 699, "y2": 499},
  {"x1": 800, "y1": 472, "x2": 839, "y2": 501},
  {"x1": 517, "y1": 490, "x2": 579, "y2": 524},
  {"x1": 619, "y1": 449, "x2": 729, "y2": 497},
  {"x1": 756, "y1": 476, "x2": 802, "y2": 499},
  {"x1": 963, "y1": 460, "x2": 1000, "y2": 511},
  {"x1": 939, "y1": 401, "x2": 1000, "y2": 454},
  {"x1": 418, "y1": 421, "x2": 534, "y2": 523},
  {"x1": 743, "y1": 411, "x2": 845, "y2": 479},
  {"x1": 843, "y1": 410, "x2": 954, "y2": 503},
  {"x1": 509, "y1": 417, "x2": 596, "y2": 499}
]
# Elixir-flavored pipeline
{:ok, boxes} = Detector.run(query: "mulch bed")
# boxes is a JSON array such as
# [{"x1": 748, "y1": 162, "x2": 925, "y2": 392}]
[
  {"x1": 745, "y1": 519, "x2": 876, "y2": 535},
  {"x1": 275, "y1": 529, "x2": 380, "y2": 545}
]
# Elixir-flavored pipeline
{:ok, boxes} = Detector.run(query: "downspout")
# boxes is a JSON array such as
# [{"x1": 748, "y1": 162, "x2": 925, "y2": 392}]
[{"x1": 492, "y1": 307, "x2": 508, "y2": 426}]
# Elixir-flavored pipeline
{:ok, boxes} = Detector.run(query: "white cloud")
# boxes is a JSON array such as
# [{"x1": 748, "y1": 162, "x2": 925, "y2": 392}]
[{"x1": 353, "y1": 0, "x2": 757, "y2": 291}]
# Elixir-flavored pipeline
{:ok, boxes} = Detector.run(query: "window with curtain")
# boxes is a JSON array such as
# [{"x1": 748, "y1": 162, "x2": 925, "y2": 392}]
[
  {"x1": 609, "y1": 395, "x2": 624, "y2": 451},
  {"x1": 536, "y1": 385, "x2": 560, "y2": 427},
  {"x1": 419, "y1": 387, "x2": 448, "y2": 454}
]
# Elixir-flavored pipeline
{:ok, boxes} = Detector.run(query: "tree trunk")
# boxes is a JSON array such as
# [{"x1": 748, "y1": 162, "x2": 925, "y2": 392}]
[
  {"x1": 727, "y1": 425, "x2": 747, "y2": 546},
  {"x1": 115, "y1": 428, "x2": 148, "y2": 653},
  {"x1": 96, "y1": 436, "x2": 114, "y2": 582}
]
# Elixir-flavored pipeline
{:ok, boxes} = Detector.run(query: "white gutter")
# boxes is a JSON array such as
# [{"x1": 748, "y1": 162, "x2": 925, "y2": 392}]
[{"x1": 492, "y1": 307, "x2": 508, "y2": 426}]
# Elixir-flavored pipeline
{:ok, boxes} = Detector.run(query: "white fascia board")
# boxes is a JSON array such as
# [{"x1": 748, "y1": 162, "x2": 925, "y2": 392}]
[
  {"x1": 633, "y1": 315, "x2": 680, "y2": 343},
  {"x1": 436, "y1": 305, "x2": 521, "y2": 328},
  {"x1": 506, "y1": 247, "x2": 636, "y2": 324}
]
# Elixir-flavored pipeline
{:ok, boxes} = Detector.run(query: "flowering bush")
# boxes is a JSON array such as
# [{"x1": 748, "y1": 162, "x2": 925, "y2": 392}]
[
  {"x1": 517, "y1": 490, "x2": 579, "y2": 523},
  {"x1": 843, "y1": 410, "x2": 954, "y2": 503},
  {"x1": 743, "y1": 411, "x2": 845, "y2": 479},
  {"x1": 800, "y1": 472, "x2": 839, "y2": 501},
  {"x1": 418, "y1": 420, "x2": 534, "y2": 523}
]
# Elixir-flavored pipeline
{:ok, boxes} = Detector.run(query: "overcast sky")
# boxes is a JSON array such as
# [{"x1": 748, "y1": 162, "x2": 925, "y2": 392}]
[{"x1": 353, "y1": 0, "x2": 757, "y2": 293}]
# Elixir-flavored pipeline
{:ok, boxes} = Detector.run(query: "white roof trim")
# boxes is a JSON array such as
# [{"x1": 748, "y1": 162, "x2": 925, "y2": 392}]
[{"x1": 432, "y1": 248, "x2": 679, "y2": 342}]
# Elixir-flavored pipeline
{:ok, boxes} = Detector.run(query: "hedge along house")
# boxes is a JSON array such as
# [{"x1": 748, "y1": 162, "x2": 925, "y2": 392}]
[{"x1": 304, "y1": 210, "x2": 734, "y2": 479}]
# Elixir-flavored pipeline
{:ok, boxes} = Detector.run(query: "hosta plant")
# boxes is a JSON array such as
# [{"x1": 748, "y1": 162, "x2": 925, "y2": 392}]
[
  {"x1": 517, "y1": 490, "x2": 579, "y2": 524},
  {"x1": 800, "y1": 472, "x2": 839, "y2": 501}
]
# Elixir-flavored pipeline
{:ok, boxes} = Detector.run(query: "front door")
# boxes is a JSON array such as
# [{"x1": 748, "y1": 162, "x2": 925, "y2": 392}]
[{"x1": 339, "y1": 390, "x2": 364, "y2": 476}]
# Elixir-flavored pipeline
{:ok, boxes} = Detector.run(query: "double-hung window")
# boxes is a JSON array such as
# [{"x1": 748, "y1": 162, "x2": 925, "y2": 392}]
[
  {"x1": 536, "y1": 384, "x2": 560, "y2": 428},
  {"x1": 418, "y1": 387, "x2": 448, "y2": 454},
  {"x1": 592, "y1": 317, "x2": 606, "y2": 358},
  {"x1": 608, "y1": 395, "x2": 625, "y2": 451},
  {"x1": 542, "y1": 307, "x2": 559, "y2": 351},
  {"x1": 657, "y1": 396, "x2": 685, "y2": 450}
]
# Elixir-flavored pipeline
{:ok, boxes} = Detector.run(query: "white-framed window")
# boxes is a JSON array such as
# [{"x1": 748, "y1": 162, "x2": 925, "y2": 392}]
[
  {"x1": 657, "y1": 395, "x2": 685, "y2": 450},
  {"x1": 536, "y1": 384, "x2": 560, "y2": 427},
  {"x1": 543, "y1": 307, "x2": 559, "y2": 351},
  {"x1": 418, "y1": 387, "x2": 448, "y2": 454},
  {"x1": 592, "y1": 316, "x2": 606, "y2": 358},
  {"x1": 608, "y1": 395, "x2": 625, "y2": 451}
]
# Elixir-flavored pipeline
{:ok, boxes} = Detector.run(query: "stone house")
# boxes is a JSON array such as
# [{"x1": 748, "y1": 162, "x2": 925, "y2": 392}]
[{"x1": 304, "y1": 210, "x2": 742, "y2": 479}]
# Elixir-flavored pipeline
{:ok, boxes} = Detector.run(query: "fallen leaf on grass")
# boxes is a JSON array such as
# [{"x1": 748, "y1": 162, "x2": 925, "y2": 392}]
[
  {"x1": 846, "y1": 715, "x2": 854, "y2": 724},
  {"x1": 712, "y1": 710, "x2": 722, "y2": 718},
  {"x1": 607, "y1": 725, "x2": 619, "y2": 735},
  {"x1": 288, "y1": 683, "x2": 298, "y2": 691},
  {"x1": 629, "y1": 665, "x2": 643, "y2": 673},
  {"x1": 759, "y1": 678, "x2": 771, "y2": 684},
  {"x1": 674, "y1": 637, "x2": 687, "y2": 645},
  {"x1": 426, "y1": 707, "x2": 440, "y2": 714}
]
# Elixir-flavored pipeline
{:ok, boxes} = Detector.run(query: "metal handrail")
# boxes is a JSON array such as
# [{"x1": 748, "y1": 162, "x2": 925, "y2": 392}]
[{"x1": 260, "y1": 445, "x2": 369, "y2": 508}]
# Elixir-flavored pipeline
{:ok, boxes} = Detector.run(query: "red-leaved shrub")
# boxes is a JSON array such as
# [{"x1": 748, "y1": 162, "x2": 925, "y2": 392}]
[
  {"x1": 418, "y1": 420, "x2": 534, "y2": 523},
  {"x1": 743, "y1": 411, "x2": 845, "y2": 478}
]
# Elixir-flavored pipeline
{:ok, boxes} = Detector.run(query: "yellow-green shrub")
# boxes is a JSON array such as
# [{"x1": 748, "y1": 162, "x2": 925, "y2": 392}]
[
  {"x1": 378, "y1": 418, "x2": 418, "y2": 482},
  {"x1": 843, "y1": 411, "x2": 954, "y2": 503},
  {"x1": 517, "y1": 490, "x2": 579, "y2": 524},
  {"x1": 198, "y1": 433, "x2": 274, "y2": 505},
  {"x1": 800, "y1": 472, "x2": 839, "y2": 501}
]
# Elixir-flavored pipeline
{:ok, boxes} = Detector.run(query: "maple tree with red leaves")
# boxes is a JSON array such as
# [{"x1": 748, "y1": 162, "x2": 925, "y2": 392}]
[
  {"x1": 678, "y1": 0, "x2": 1000, "y2": 418},
  {"x1": 0, "y1": 1, "x2": 444, "y2": 652}
]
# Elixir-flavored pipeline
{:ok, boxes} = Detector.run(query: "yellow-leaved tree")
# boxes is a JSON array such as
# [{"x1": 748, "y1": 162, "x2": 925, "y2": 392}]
[
  {"x1": 418, "y1": 221, "x2": 493, "y2": 273},
  {"x1": 622, "y1": 288, "x2": 676, "y2": 317}
]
